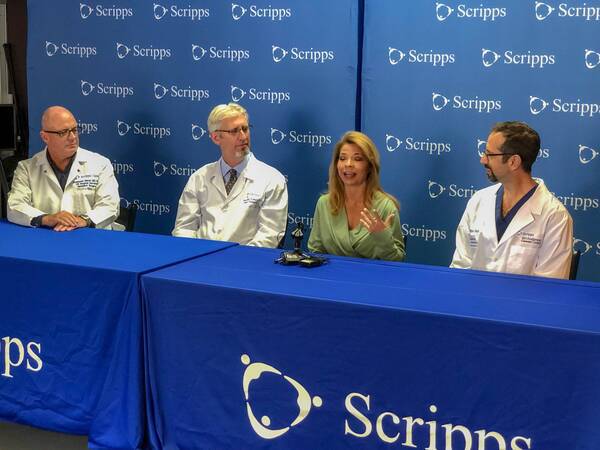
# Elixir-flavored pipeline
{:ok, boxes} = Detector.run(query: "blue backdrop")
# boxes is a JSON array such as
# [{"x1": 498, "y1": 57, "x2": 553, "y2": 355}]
[
  {"x1": 26, "y1": 0, "x2": 358, "y2": 236},
  {"x1": 26, "y1": 1, "x2": 599, "y2": 281},
  {"x1": 362, "y1": 1, "x2": 599, "y2": 281}
]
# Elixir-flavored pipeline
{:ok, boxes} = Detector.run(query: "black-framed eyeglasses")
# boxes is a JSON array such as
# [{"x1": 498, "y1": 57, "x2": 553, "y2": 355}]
[
  {"x1": 482, "y1": 151, "x2": 515, "y2": 157},
  {"x1": 215, "y1": 124, "x2": 252, "y2": 136},
  {"x1": 43, "y1": 126, "x2": 80, "y2": 138}
]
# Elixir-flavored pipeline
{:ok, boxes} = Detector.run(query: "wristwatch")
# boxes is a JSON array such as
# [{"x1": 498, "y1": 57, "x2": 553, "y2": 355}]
[{"x1": 80, "y1": 215, "x2": 94, "y2": 228}]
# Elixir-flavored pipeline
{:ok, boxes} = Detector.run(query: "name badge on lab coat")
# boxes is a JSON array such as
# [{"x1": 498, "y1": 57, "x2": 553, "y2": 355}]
[
  {"x1": 243, "y1": 192, "x2": 262, "y2": 206},
  {"x1": 517, "y1": 231, "x2": 542, "y2": 248},
  {"x1": 73, "y1": 174, "x2": 100, "y2": 190}
]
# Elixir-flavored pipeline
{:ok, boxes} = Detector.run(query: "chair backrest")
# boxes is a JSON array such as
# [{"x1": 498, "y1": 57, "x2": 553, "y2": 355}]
[
  {"x1": 0, "y1": 159, "x2": 9, "y2": 219},
  {"x1": 115, "y1": 203, "x2": 138, "y2": 232},
  {"x1": 569, "y1": 250, "x2": 581, "y2": 280},
  {"x1": 277, "y1": 219, "x2": 290, "y2": 249}
]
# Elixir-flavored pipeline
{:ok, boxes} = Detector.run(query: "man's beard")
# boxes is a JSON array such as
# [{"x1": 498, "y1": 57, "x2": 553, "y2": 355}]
[
  {"x1": 235, "y1": 145, "x2": 250, "y2": 158},
  {"x1": 484, "y1": 165, "x2": 498, "y2": 182}
]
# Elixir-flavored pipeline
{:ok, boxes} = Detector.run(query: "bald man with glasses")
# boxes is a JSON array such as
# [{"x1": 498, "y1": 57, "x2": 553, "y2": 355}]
[
  {"x1": 173, "y1": 103, "x2": 288, "y2": 247},
  {"x1": 7, "y1": 106, "x2": 120, "y2": 230},
  {"x1": 451, "y1": 121, "x2": 573, "y2": 279}
]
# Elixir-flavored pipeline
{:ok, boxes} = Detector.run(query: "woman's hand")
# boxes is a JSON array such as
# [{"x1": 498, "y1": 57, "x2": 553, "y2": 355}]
[{"x1": 360, "y1": 208, "x2": 394, "y2": 233}]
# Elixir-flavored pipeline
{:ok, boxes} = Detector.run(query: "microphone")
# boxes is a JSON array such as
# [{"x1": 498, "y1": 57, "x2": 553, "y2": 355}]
[
  {"x1": 275, "y1": 222, "x2": 326, "y2": 267},
  {"x1": 291, "y1": 222, "x2": 304, "y2": 252}
]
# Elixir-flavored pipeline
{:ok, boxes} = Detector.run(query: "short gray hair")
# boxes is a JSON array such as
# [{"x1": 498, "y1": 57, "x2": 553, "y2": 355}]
[{"x1": 207, "y1": 103, "x2": 248, "y2": 133}]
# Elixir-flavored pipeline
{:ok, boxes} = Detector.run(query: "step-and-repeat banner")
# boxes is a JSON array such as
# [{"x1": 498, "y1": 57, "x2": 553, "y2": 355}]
[
  {"x1": 26, "y1": 0, "x2": 358, "y2": 236},
  {"x1": 27, "y1": 1, "x2": 598, "y2": 281},
  {"x1": 362, "y1": 1, "x2": 599, "y2": 281}
]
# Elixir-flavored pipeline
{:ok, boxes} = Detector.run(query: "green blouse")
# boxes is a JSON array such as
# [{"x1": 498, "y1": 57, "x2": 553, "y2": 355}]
[{"x1": 308, "y1": 192, "x2": 406, "y2": 261}]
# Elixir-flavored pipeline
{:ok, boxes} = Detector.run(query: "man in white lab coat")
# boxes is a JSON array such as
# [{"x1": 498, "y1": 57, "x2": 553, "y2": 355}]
[
  {"x1": 172, "y1": 103, "x2": 288, "y2": 247},
  {"x1": 451, "y1": 121, "x2": 573, "y2": 279},
  {"x1": 7, "y1": 106, "x2": 120, "y2": 231}
]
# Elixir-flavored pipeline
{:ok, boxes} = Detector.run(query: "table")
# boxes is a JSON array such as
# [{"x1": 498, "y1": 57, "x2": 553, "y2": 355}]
[
  {"x1": 141, "y1": 245, "x2": 600, "y2": 450},
  {"x1": 0, "y1": 221, "x2": 235, "y2": 449}
]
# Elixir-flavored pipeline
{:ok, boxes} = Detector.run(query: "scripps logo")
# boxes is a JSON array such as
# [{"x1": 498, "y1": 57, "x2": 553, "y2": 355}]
[
  {"x1": 573, "y1": 238, "x2": 600, "y2": 256},
  {"x1": 112, "y1": 160, "x2": 134, "y2": 175},
  {"x1": 428, "y1": 180, "x2": 477, "y2": 199},
  {"x1": 1, "y1": 336, "x2": 43, "y2": 379},
  {"x1": 191, "y1": 124, "x2": 207, "y2": 141},
  {"x1": 535, "y1": 1, "x2": 555, "y2": 19},
  {"x1": 121, "y1": 197, "x2": 171, "y2": 216},
  {"x1": 80, "y1": 80, "x2": 134, "y2": 98},
  {"x1": 153, "y1": 161, "x2": 197, "y2": 177},
  {"x1": 402, "y1": 223, "x2": 447, "y2": 242},
  {"x1": 79, "y1": 3, "x2": 133, "y2": 20},
  {"x1": 432, "y1": 92, "x2": 501, "y2": 113},
  {"x1": 153, "y1": 3, "x2": 209, "y2": 20},
  {"x1": 555, "y1": 192, "x2": 599, "y2": 211},
  {"x1": 231, "y1": 3, "x2": 291, "y2": 21},
  {"x1": 385, "y1": 134, "x2": 451, "y2": 155},
  {"x1": 585, "y1": 49, "x2": 600, "y2": 69},
  {"x1": 77, "y1": 122, "x2": 98, "y2": 135},
  {"x1": 270, "y1": 128, "x2": 332, "y2": 148},
  {"x1": 272, "y1": 45, "x2": 334, "y2": 64},
  {"x1": 116, "y1": 120, "x2": 171, "y2": 139},
  {"x1": 153, "y1": 82, "x2": 209, "y2": 101},
  {"x1": 481, "y1": 48, "x2": 555, "y2": 68},
  {"x1": 116, "y1": 42, "x2": 171, "y2": 60},
  {"x1": 388, "y1": 47, "x2": 455, "y2": 67},
  {"x1": 231, "y1": 85, "x2": 290, "y2": 104},
  {"x1": 288, "y1": 212, "x2": 314, "y2": 230},
  {"x1": 579, "y1": 144, "x2": 599, "y2": 164},
  {"x1": 240, "y1": 354, "x2": 534, "y2": 447},
  {"x1": 45, "y1": 41, "x2": 96, "y2": 58},
  {"x1": 241, "y1": 354, "x2": 321, "y2": 439},
  {"x1": 191, "y1": 45, "x2": 250, "y2": 62},
  {"x1": 435, "y1": 2, "x2": 506, "y2": 21},
  {"x1": 529, "y1": 95, "x2": 600, "y2": 118},
  {"x1": 535, "y1": 1, "x2": 600, "y2": 20},
  {"x1": 477, "y1": 139, "x2": 487, "y2": 157}
]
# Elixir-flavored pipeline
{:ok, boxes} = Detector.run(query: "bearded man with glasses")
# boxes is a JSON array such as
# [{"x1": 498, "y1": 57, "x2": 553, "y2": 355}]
[
  {"x1": 451, "y1": 121, "x2": 573, "y2": 278},
  {"x1": 172, "y1": 103, "x2": 288, "y2": 247},
  {"x1": 7, "y1": 106, "x2": 120, "y2": 230}
]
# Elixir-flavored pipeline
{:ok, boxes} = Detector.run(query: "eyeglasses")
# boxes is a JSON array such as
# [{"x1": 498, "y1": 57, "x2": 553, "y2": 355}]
[
  {"x1": 215, "y1": 124, "x2": 252, "y2": 136},
  {"x1": 43, "y1": 126, "x2": 80, "y2": 138},
  {"x1": 482, "y1": 151, "x2": 515, "y2": 157}
]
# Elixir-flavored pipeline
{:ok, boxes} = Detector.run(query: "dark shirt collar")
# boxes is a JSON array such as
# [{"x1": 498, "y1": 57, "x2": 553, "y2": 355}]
[
  {"x1": 46, "y1": 150, "x2": 76, "y2": 191},
  {"x1": 495, "y1": 183, "x2": 538, "y2": 242}
]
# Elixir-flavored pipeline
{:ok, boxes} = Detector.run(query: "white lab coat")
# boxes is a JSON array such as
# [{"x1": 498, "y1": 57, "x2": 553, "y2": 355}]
[
  {"x1": 172, "y1": 153, "x2": 288, "y2": 248},
  {"x1": 450, "y1": 179, "x2": 573, "y2": 279},
  {"x1": 7, "y1": 147, "x2": 120, "y2": 229}
]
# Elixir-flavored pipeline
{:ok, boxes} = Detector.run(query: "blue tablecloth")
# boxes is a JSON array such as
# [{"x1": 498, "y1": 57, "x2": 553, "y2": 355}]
[
  {"x1": 142, "y1": 245, "x2": 600, "y2": 450},
  {"x1": 0, "y1": 221, "x2": 235, "y2": 449}
]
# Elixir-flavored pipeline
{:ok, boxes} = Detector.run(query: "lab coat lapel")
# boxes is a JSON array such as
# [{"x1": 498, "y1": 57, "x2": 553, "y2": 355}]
[
  {"x1": 37, "y1": 149, "x2": 61, "y2": 190},
  {"x1": 65, "y1": 149, "x2": 85, "y2": 189},
  {"x1": 224, "y1": 154, "x2": 255, "y2": 205},
  {"x1": 498, "y1": 182, "x2": 544, "y2": 246},
  {"x1": 209, "y1": 164, "x2": 228, "y2": 199}
]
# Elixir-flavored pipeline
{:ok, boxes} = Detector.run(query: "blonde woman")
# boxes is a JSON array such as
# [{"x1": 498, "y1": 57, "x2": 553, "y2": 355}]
[{"x1": 308, "y1": 131, "x2": 405, "y2": 261}]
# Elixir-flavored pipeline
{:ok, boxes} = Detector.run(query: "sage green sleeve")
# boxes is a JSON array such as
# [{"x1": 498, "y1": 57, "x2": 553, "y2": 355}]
[
  {"x1": 369, "y1": 196, "x2": 406, "y2": 261},
  {"x1": 308, "y1": 195, "x2": 327, "y2": 253}
]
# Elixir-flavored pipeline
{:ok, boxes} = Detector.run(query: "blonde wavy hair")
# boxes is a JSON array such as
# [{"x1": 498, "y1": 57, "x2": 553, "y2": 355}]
[{"x1": 327, "y1": 131, "x2": 399, "y2": 215}]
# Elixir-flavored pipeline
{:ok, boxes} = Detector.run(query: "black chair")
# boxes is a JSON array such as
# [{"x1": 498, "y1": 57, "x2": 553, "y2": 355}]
[
  {"x1": 569, "y1": 250, "x2": 581, "y2": 280},
  {"x1": 277, "y1": 220, "x2": 290, "y2": 249},
  {"x1": 0, "y1": 159, "x2": 9, "y2": 219},
  {"x1": 115, "y1": 203, "x2": 138, "y2": 232}
]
